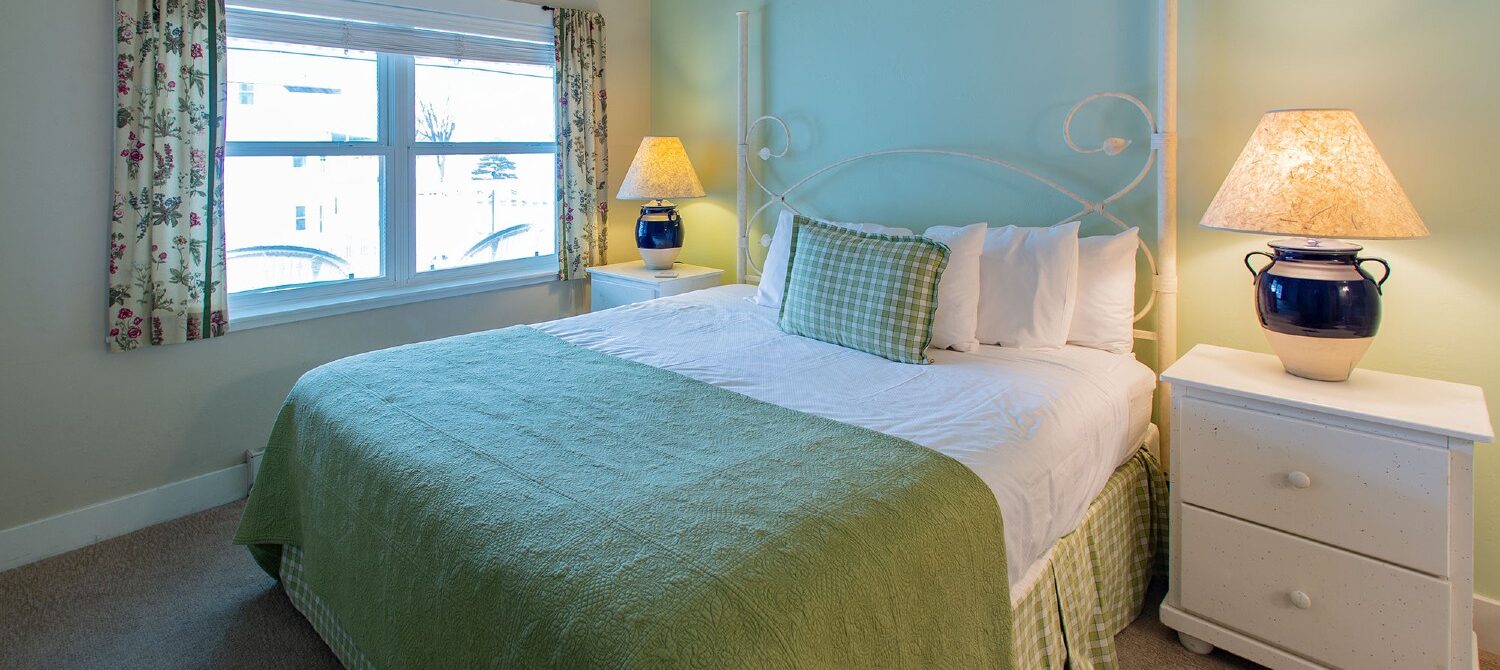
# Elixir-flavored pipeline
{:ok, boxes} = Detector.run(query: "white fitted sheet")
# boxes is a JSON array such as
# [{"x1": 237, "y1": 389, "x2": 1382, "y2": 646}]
[{"x1": 535, "y1": 284, "x2": 1157, "y2": 585}]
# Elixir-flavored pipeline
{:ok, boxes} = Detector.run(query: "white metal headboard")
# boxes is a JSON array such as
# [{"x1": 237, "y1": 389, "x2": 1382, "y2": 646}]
[{"x1": 733, "y1": 2, "x2": 1180, "y2": 457}]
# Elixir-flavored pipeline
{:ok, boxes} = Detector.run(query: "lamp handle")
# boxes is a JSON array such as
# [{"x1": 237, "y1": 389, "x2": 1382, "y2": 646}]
[
  {"x1": 1244, "y1": 250, "x2": 1275, "y2": 282},
  {"x1": 1356, "y1": 256, "x2": 1391, "y2": 294}
]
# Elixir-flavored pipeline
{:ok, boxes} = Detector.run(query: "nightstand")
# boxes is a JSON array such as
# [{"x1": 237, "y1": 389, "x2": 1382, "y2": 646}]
[
  {"x1": 1160, "y1": 345, "x2": 1492, "y2": 670},
  {"x1": 587, "y1": 261, "x2": 724, "y2": 312}
]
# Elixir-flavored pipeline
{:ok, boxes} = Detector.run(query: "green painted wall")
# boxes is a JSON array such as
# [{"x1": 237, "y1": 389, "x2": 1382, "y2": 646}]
[
  {"x1": 650, "y1": 0, "x2": 1499, "y2": 598},
  {"x1": 0, "y1": 0, "x2": 650, "y2": 535}
]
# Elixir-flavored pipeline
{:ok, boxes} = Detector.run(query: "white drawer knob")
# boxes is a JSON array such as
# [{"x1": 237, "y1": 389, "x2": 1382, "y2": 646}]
[
  {"x1": 1286, "y1": 471, "x2": 1312, "y2": 489},
  {"x1": 1289, "y1": 590, "x2": 1313, "y2": 610}
]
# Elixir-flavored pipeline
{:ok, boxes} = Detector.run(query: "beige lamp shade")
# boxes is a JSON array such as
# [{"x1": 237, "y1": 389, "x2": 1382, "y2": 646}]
[
  {"x1": 617, "y1": 136, "x2": 706, "y2": 201},
  {"x1": 1200, "y1": 109, "x2": 1428, "y2": 239}
]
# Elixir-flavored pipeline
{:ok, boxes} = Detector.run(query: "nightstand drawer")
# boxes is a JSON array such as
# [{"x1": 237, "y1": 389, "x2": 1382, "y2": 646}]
[
  {"x1": 1180, "y1": 506, "x2": 1448, "y2": 670},
  {"x1": 590, "y1": 275, "x2": 658, "y2": 310},
  {"x1": 1177, "y1": 396, "x2": 1449, "y2": 576}
]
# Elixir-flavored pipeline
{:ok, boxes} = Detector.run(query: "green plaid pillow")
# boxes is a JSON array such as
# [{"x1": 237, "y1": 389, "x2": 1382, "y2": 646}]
[{"x1": 778, "y1": 217, "x2": 950, "y2": 364}]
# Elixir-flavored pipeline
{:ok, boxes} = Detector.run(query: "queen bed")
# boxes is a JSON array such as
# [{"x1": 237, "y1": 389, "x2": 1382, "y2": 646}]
[
  {"x1": 235, "y1": 3, "x2": 1183, "y2": 667},
  {"x1": 241, "y1": 287, "x2": 1168, "y2": 669}
]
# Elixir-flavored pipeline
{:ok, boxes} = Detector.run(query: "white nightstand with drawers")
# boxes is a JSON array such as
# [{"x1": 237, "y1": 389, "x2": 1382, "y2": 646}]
[
  {"x1": 586, "y1": 261, "x2": 724, "y2": 312},
  {"x1": 1160, "y1": 345, "x2": 1492, "y2": 670}
]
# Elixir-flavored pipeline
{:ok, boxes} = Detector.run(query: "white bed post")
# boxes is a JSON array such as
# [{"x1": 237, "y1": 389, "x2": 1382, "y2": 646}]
[
  {"x1": 1155, "y1": 0, "x2": 1180, "y2": 467},
  {"x1": 735, "y1": 11, "x2": 750, "y2": 284}
]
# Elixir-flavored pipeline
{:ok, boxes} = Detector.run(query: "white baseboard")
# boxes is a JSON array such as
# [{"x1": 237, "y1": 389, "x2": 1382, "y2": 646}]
[
  {"x1": 0, "y1": 464, "x2": 249, "y2": 573},
  {"x1": 1478, "y1": 593, "x2": 1500, "y2": 653}
]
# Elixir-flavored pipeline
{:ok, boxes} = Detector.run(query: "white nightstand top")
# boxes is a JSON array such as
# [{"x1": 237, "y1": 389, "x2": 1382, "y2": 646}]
[
  {"x1": 1163, "y1": 344, "x2": 1493, "y2": 444},
  {"x1": 586, "y1": 261, "x2": 723, "y2": 285}
]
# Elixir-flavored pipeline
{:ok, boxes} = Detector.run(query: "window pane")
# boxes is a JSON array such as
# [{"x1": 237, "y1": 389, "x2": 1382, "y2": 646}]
[
  {"x1": 414, "y1": 57, "x2": 554, "y2": 143},
  {"x1": 226, "y1": 156, "x2": 383, "y2": 292},
  {"x1": 227, "y1": 37, "x2": 378, "y2": 142},
  {"x1": 415, "y1": 153, "x2": 555, "y2": 272}
]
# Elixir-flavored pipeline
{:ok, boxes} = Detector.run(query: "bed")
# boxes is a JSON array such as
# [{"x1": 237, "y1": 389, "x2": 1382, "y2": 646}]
[
  {"x1": 239, "y1": 288, "x2": 1168, "y2": 669},
  {"x1": 236, "y1": 3, "x2": 1183, "y2": 667}
]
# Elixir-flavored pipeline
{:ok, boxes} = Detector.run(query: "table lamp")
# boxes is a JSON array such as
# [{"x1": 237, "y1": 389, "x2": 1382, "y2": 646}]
[
  {"x1": 618, "y1": 136, "x2": 706, "y2": 270},
  {"x1": 1201, "y1": 109, "x2": 1428, "y2": 382}
]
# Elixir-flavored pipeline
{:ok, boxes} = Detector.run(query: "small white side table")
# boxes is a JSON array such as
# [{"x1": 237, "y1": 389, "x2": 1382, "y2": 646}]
[
  {"x1": 587, "y1": 261, "x2": 724, "y2": 312},
  {"x1": 1159, "y1": 344, "x2": 1492, "y2": 670}
]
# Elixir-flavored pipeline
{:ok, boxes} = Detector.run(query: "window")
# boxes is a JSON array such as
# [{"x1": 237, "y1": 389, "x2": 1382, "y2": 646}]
[{"x1": 223, "y1": 5, "x2": 556, "y2": 320}]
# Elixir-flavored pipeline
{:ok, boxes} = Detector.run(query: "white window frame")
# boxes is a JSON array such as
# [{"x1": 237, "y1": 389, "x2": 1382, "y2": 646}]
[{"x1": 225, "y1": 2, "x2": 558, "y2": 330}]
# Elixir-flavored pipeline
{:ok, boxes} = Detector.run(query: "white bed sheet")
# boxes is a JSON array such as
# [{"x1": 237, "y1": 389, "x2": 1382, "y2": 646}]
[{"x1": 535, "y1": 284, "x2": 1156, "y2": 586}]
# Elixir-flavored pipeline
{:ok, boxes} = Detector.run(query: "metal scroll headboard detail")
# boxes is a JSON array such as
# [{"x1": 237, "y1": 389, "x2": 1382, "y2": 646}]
[
  {"x1": 736, "y1": 92, "x2": 1163, "y2": 331},
  {"x1": 733, "y1": 3, "x2": 1179, "y2": 459}
]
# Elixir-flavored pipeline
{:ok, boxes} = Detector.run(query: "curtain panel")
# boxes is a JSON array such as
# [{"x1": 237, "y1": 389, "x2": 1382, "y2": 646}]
[
  {"x1": 553, "y1": 8, "x2": 608, "y2": 280},
  {"x1": 110, "y1": 0, "x2": 228, "y2": 351}
]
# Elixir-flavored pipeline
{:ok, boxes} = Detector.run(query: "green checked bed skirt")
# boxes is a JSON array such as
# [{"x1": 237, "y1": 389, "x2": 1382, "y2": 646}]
[
  {"x1": 1009, "y1": 448, "x2": 1170, "y2": 670},
  {"x1": 277, "y1": 448, "x2": 1167, "y2": 670}
]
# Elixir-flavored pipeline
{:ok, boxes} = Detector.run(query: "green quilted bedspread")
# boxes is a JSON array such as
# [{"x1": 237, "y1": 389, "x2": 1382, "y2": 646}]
[{"x1": 234, "y1": 326, "x2": 1013, "y2": 668}]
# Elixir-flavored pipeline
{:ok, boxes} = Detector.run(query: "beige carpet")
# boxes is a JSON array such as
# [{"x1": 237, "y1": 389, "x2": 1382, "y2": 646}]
[{"x1": 1, "y1": 501, "x2": 1495, "y2": 669}]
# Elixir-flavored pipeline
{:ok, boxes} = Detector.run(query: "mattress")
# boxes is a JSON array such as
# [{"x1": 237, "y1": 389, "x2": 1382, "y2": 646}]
[{"x1": 536, "y1": 284, "x2": 1158, "y2": 585}]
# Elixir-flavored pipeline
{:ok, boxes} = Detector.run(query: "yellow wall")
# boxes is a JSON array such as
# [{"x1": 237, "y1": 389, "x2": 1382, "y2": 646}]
[
  {"x1": 1179, "y1": 0, "x2": 1500, "y2": 597},
  {"x1": 650, "y1": 0, "x2": 1500, "y2": 597}
]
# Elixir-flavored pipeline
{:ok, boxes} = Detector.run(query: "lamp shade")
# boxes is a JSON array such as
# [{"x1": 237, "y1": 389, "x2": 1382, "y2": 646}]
[
  {"x1": 617, "y1": 136, "x2": 706, "y2": 201},
  {"x1": 1200, "y1": 109, "x2": 1428, "y2": 239}
]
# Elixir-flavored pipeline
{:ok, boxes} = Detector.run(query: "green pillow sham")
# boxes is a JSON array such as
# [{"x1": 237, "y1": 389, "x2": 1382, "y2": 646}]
[{"x1": 778, "y1": 216, "x2": 950, "y2": 364}]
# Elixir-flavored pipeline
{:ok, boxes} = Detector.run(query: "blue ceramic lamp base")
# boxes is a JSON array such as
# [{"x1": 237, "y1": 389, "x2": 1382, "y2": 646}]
[
  {"x1": 636, "y1": 201, "x2": 684, "y2": 271},
  {"x1": 1247, "y1": 238, "x2": 1391, "y2": 382}
]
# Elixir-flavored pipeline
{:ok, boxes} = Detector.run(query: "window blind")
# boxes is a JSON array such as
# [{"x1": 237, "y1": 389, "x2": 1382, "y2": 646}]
[{"x1": 226, "y1": 6, "x2": 554, "y2": 66}]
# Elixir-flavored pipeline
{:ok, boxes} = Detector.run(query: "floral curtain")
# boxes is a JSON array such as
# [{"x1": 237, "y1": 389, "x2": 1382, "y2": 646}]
[
  {"x1": 553, "y1": 9, "x2": 609, "y2": 280},
  {"x1": 110, "y1": 0, "x2": 228, "y2": 351}
]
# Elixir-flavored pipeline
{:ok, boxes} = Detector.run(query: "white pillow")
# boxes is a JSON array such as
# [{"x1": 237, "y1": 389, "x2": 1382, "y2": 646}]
[
  {"x1": 976, "y1": 222, "x2": 1080, "y2": 349},
  {"x1": 921, "y1": 222, "x2": 987, "y2": 352},
  {"x1": 1070, "y1": 228, "x2": 1139, "y2": 354},
  {"x1": 754, "y1": 209, "x2": 911, "y2": 309}
]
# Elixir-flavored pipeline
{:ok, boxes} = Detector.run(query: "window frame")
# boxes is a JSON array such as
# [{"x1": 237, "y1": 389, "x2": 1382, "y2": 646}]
[{"x1": 225, "y1": 37, "x2": 559, "y2": 330}]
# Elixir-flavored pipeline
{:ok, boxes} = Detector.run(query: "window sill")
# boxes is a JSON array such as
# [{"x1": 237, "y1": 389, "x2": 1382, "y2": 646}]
[{"x1": 228, "y1": 266, "x2": 559, "y2": 332}]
